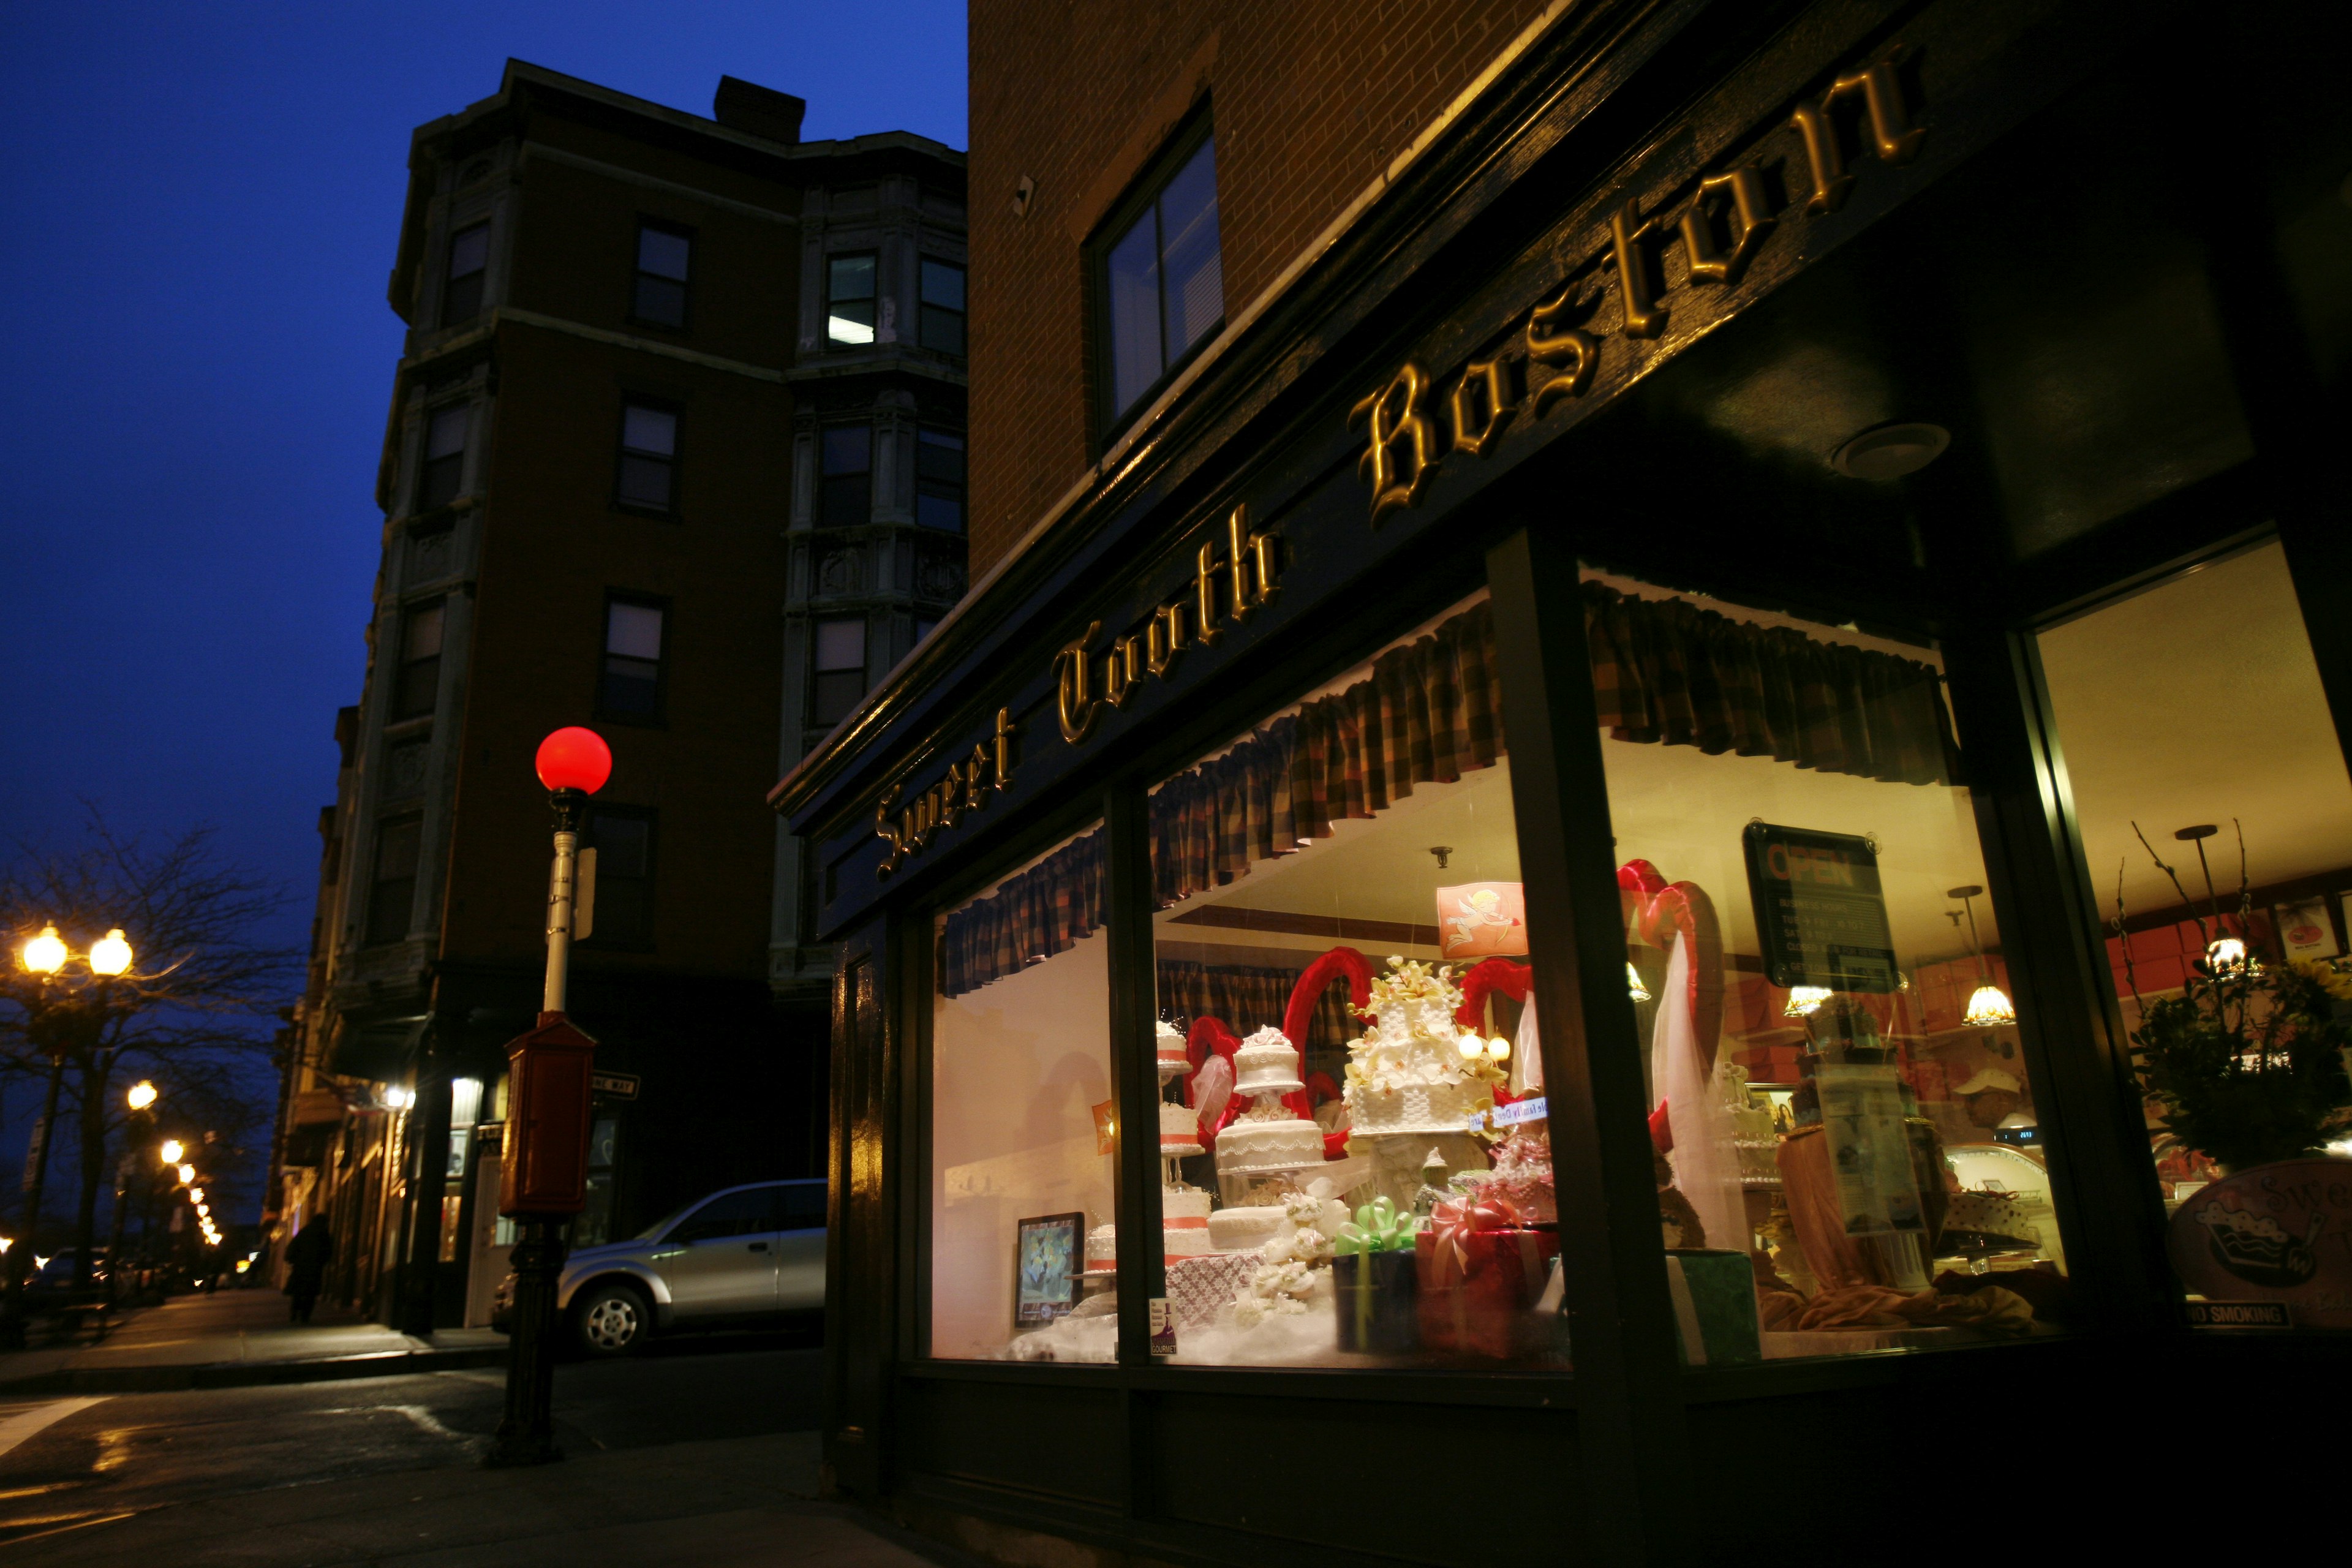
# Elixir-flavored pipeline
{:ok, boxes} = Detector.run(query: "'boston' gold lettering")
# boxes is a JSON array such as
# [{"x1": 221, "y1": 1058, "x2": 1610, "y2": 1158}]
[{"x1": 1355, "y1": 41, "x2": 1923, "y2": 518}]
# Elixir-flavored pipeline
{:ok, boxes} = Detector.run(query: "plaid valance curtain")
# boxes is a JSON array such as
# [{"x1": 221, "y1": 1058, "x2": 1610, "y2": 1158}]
[
  {"x1": 1156, "y1": 960, "x2": 1356, "y2": 1054},
  {"x1": 943, "y1": 590, "x2": 1961, "y2": 995},
  {"x1": 1151, "y1": 600, "x2": 1506, "y2": 906},
  {"x1": 1584, "y1": 581, "x2": 1959, "y2": 787},
  {"x1": 937, "y1": 828, "x2": 1104, "y2": 997}
]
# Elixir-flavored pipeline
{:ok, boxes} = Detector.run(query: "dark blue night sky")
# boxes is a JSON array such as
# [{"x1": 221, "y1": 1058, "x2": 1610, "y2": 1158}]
[{"x1": 0, "y1": 2, "x2": 965, "y2": 1202}]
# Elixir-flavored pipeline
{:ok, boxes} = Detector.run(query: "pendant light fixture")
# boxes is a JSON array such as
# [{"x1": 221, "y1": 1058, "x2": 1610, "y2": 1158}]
[{"x1": 1950, "y1": 884, "x2": 2017, "y2": 1027}]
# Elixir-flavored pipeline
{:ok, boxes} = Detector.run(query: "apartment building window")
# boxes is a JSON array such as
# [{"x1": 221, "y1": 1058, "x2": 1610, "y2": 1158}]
[
  {"x1": 820, "y1": 425, "x2": 872, "y2": 527},
  {"x1": 827, "y1": 252, "x2": 876, "y2": 345},
  {"x1": 366, "y1": 815, "x2": 422, "y2": 944},
  {"x1": 584, "y1": 807, "x2": 655, "y2": 948},
  {"x1": 1098, "y1": 123, "x2": 1223, "y2": 426},
  {"x1": 617, "y1": 401, "x2": 678, "y2": 512},
  {"x1": 600, "y1": 596, "x2": 666, "y2": 720},
  {"x1": 915, "y1": 427, "x2": 965, "y2": 532},
  {"x1": 812, "y1": 617, "x2": 867, "y2": 726},
  {"x1": 394, "y1": 600, "x2": 445, "y2": 719},
  {"x1": 919, "y1": 258, "x2": 965, "y2": 356},
  {"x1": 915, "y1": 617, "x2": 939, "y2": 645},
  {"x1": 418, "y1": 405, "x2": 469, "y2": 511},
  {"x1": 442, "y1": 222, "x2": 489, "y2": 325},
  {"x1": 633, "y1": 222, "x2": 692, "y2": 328}
]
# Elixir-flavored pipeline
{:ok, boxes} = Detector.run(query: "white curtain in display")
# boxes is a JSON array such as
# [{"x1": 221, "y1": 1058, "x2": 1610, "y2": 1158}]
[{"x1": 1649, "y1": 936, "x2": 1744, "y2": 1254}]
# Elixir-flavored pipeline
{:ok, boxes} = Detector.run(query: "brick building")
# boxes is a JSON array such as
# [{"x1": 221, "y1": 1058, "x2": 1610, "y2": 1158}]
[
  {"x1": 276, "y1": 61, "x2": 964, "y2": 1333},
  {"x1": 778, "y1": 1, "x2": 2352, "y2": 1562}
]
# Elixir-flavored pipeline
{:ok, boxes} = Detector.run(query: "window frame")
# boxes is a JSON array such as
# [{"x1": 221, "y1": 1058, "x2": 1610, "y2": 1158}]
[
  {"x1": 1088, "y1": 109, "x2": 1222, "y2": 445},
  {"x1": 441, "y1": 221, "x2": 489, "y2": 326},
  {"x1": 579, "y1": 804, "x2": 658, "y2": 952},
  {"x1": 810, "y1": 614, "x2": 870, "y2": 729},
  {"x1": 614, "y1": 396, "x2": 682, "y2": 516},
  {"x1": 914, "y1": 425, "x2": 966, "y2": 533},
  {"x1": 417, "y1": 404, "x2": 470, "y2": 513},
  {"x1": 826, "y1": 249, "x2": 880, "y2": 347},
  {"x1": 630, "y1": 217, "x2": 695, "y2": 332},
  {"x1": 393, "y1": 598, "x2": 446, "y2": 721},
  {"x1": 918, "y1": 255, "x2": 967, "y2": 357},
  {"x1": 819, "y1": 423, "x2": 875, "y2": 529},
  {"x1": 364, "y1": 813, "x2": 424, "y2": 946},
  {"x1": 597, "y1": 591, "x2": 670, "y2": 726}
]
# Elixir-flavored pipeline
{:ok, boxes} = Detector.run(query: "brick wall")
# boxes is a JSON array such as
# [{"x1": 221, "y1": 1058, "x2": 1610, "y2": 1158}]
[{"x1": 966, "y1": 0, "x2": 1557, "y2": 571}]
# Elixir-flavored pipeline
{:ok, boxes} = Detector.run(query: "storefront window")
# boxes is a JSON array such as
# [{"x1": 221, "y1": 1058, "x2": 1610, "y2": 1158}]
[
  {"x1": 930, "y1": 824, "x2": 1115, "y2": 1359},
  {"x1": 2037, "y1": 541, "x2": 2352, "y2": 1332},
  {"x1": 1144, "y1": 590, "x2": 1561, "y2": 1366},
  {"x1": 1585, "y1": 566, "x2": 2072, "y2": 1363}
]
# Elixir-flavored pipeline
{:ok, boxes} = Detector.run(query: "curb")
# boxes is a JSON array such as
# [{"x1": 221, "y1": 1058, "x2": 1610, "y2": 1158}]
[{"x1": 0, "y1": 1343, "x2": 508, "y2": 1396}]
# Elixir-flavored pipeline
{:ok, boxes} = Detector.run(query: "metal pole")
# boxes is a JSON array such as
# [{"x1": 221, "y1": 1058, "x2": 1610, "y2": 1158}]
[
  {"x1": 2, "y1": 1051, "x2": 69, "y2": 1348},
  {"x1": 487, "y1": 786, "x2": 582, "y2": 1468}
]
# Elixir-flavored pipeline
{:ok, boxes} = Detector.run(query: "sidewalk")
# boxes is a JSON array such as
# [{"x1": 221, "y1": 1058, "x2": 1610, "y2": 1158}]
[
  {"x1": 13, "y1": 1430, "x2": 980, "y2": 1568},
  {"x1": 0, "y1": 1287, "x2": 506, "y2": 1394}
]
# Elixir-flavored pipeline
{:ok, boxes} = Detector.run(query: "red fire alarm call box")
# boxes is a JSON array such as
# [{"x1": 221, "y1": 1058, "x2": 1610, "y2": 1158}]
[{"x1": 499, "y1": 1011, "x2": 598, "y2": 1217}]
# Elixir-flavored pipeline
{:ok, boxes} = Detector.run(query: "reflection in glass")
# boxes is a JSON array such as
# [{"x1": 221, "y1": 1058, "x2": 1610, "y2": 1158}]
[{"x1": 930, "y1": 826, "x2": 1116, "y2": 1359}]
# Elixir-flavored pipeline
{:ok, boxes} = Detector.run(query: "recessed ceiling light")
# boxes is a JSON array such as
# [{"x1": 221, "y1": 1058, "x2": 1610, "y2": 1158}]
[{"x1": 1830, "y1": 421, "x2": 1950, "y2": 481}]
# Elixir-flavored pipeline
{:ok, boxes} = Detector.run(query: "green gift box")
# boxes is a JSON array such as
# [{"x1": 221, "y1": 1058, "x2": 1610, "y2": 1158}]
[{"x1": 1665, "y1": 1248, "x2": 1762, "y2": 1366}]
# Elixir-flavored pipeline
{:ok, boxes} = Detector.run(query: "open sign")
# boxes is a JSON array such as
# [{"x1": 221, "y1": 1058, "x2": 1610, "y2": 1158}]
[{"x1": 1743, "y1": 822, "x2": 1898, "y2": 991}]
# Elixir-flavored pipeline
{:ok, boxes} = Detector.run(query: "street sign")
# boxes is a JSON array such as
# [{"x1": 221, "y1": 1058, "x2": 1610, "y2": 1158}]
[{"x1": 590, "y1": 1071, "x2": 640, "y2": 1101}]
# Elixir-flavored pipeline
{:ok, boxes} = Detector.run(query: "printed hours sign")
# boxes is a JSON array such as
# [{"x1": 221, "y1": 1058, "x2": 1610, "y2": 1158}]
[{"x1": 1741, "y1": 822, "x2": 1898, "y2": 992}]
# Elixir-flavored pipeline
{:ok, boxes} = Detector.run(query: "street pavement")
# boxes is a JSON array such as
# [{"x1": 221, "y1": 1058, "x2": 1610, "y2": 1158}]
[{"x1": 0, "y1": 1298, "x2": 963, "y2": 1567}]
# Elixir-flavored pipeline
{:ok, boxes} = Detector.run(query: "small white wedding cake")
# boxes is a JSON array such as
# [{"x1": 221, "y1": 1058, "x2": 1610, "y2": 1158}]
[
  {"x1": 1155, "y1": 1019, "x2": 1189, "y2": 1077},
  {"x1": 1342, "y1": 956, "x2": 1501, "y2": 1135},
  {"x1": 1215, "y1": 1027, "x2": 1325, "y2": 1177}
]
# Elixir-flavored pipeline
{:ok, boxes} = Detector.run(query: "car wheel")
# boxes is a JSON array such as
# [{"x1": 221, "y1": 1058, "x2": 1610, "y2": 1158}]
[{"x1": 573, "y1": 1283, "x2": 650, "y2": 1357}]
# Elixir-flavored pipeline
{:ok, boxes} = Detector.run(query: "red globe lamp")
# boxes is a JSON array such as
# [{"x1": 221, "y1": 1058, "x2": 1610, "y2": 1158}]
[{"x1": 534, "y1": 727, "x2": 612, "y2": 794}]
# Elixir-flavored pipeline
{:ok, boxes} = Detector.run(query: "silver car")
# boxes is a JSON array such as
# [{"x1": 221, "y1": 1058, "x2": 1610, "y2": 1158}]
[{"x1": 493, "y1": 1178, "x2": 826, "y2": 1355}]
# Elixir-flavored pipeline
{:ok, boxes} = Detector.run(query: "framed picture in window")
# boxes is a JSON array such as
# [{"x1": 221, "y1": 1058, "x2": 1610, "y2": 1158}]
[{"x1": 1013, "y1": 1211, "x2": 1086, "y2": 1327}]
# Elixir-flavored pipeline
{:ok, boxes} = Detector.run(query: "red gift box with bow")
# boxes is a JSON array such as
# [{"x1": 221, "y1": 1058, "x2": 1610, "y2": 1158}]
[{"x1": 1414, "y1": 1192, "x2": 1559, "y2": 1359}]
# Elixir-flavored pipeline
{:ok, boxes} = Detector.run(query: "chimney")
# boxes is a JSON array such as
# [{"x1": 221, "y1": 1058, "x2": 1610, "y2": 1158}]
[{"x1": 714, "y1": 76, "x2": 806, "y2": 144}]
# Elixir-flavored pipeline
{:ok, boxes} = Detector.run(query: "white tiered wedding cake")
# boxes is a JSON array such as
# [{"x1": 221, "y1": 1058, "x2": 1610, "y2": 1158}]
[
  {"x1": 1215, "y1": 1027, "x2": 1325, "y2": 1176},
  {"x1": 1342, "y1": 956, "x2": 1504, "y2": 1135}
]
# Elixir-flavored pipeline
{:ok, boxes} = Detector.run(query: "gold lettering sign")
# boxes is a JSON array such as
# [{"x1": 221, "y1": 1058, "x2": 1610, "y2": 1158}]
[
  {"x1": 1352, "y1": 42, "x2": 1923, "y2": 519},
  {"x1": 1058, "y1": 505, "x2": 1283, "y2": 745},
  {"x1": 875, "y1": 706, "x2": 1017, "y2": 876}
]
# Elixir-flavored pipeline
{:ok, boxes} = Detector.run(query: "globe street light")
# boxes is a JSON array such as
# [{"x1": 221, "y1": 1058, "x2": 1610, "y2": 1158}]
[
  {"x1": 160, "y1": 1139, "x2": 184, "y2": 1165},
  {"x1": 177, "y1": 1163, "x2": 196, "y2": 1185},
  {"x1": 126, "y1": 1080, "x2": 157, "y2": 1111},
  {"x1": 5, "y1": 919, "x2": 136, "y2": 1342}
]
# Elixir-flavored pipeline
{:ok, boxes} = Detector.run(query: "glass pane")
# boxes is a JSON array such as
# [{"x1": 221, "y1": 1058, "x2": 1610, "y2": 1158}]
[
  {"x1": 448, "y1": 222, "x2": 489, "y2": 278},
  {"x1": 920, "y1": 304, "x2": 966, "y2": 356},
  {"x1": 404, "y1": 601, "x2": 445, "y2": 660},
  {"x1": 827, "y1": 300, "x2": 876, "y2": 345},
  {"x1": 916, "y1": 427, "x2": 964, "y2": 478},
  {"x1": 622, "y1": 404, "x2": 677, "y2": 456},
  {"x1": 375, "y1": 816, "x2": 423, "y2": 878},
  {"x1": 2037, "y1": 541, "x2": 2352, "y2": 1332},
  {"x1": 618, "y1": 454, "x2": 673, "y2": 510},
  {"x1": 633, "y1": 276, "x2": 686, "y2": 327},
  {"x1": 916, "y1": 487, "x2": 963, "y2": 532},
  {"x1": 675, "y1": 1187, "x2": 771, "y2": 1243},
  {"x1": 812, "y1": 669, "x2": 866, "y2": 726},
  {"x1": 781, "y1": 1182, "x2": 827, "y2": 1227},
  {"x1": 427, "y1": 407, "x2": 469, "y2": 459},
  {"x1": 932, "y1": 824, "x2": 1114, "y2": 1360},
  {"x1": 441, "y1": 271, "x2": 484, "y2": 325},
  {"x1": 419, "y1": 454, "x2": 461, "y2": 511},
  {"x1": 815, "y1": 617, "x2": 866, "y2": 671},
  {"x1": 919, "y1": 258, "x2": 965, "y2": 310},
  {"x1": 601, "y1": 658, "x2": 660, "y2": 717},
  {"x1": 606, "y1": 601, "x2": 663, "y2": 659},
  {"x1": 1157, "y1": 138, "x2": 1223, "y2": 363},
  {"x1": 638, "y1": 226, "x2": 690, "y2": 281},
  {"x1": 396, "y1": 655, "x2": 440, "y2": 718},
  {"x1": 829, "y1": 252, "x2": 876, "y2": 301},
  {"x1": 822, "y1": 425, "x2": 872, "y2": 475},
  {"x1": 1104, "y1": 208, "x2": 1161, "y2": 418},
  {"x1": 821, "y1": 473, "x2": 871, "y2": 527},
  {"x1": 1581, "y1": 565, "x2": 2067, "y2": 1365},
  {"x1": 1147, "y1": 590, "x2": 1558, "y2": 1368}
]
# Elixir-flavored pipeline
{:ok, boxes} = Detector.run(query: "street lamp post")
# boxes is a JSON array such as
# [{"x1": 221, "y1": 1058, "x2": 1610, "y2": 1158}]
[
  {"x1": 4, "y1": 923, "x2": 134, "y2": 1348},
  {"x1": 107, "y1": 1080, "x2": 160, "y2": 1304},
  {"x1": 486, "y1": 727, "x2": 610, "y2": 1469}
]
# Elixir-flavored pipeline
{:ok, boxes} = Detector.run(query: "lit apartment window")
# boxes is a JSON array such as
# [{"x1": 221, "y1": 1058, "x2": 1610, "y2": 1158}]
[
  {"x1": 1099, "y1": 125, "x2": 1222, "y2": 426},
  {"x1": 600, "y1": 597, "x2": 665, "y2": 719},
  {"x1": 442, "y1": 222, "x2": 489, "y2": 325},
  {"x1": 584, "y1": 808, "x2": 655, "y2": 948},
  {"x1": 617, "y1": 402, "x2": 678, "y2": 512},
  {"x1": 366, "y1": 815, "x2": 422, "y2": 944},
  {"x1": 394, "y1": 600, "x2": 444, "y2": 719},
  {"x1": 827, "y1": 252, "x2": 876, "y2": 345},
  {"x1": 812, "y1": 617, "x2": 867, "y2": 726},
  {"x1": 633, "y1": 222, "x2": 692, "y2": 328},
  {"x1": 419, "y1": 405, "x2": 469, "y2": 511},
  {"x1": 919, "y1": 258, "x2": 965, "y2": 356},
  {"x1": 821, "y1": 425, "x2": 872, "y2": 527},
  {"x1": 915, "y1": 428, "x2": 965, "y2": 532}
]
